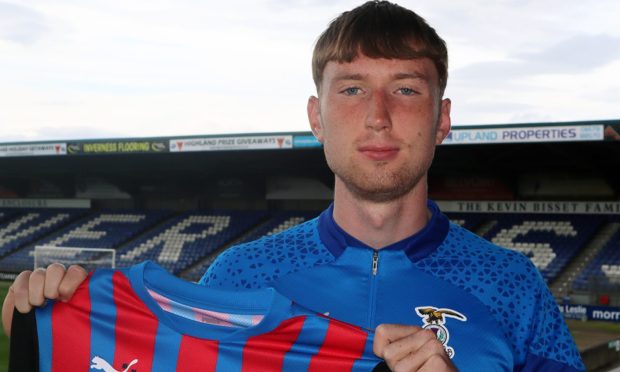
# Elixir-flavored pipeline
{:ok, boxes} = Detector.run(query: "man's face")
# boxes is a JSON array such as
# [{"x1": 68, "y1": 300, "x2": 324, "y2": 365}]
[{"x1": 307, "y1": 54, "x2": 451, "y2": 202}]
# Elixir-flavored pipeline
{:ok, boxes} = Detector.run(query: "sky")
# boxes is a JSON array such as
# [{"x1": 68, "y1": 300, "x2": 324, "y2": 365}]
[{"x1": 1, "y1": 0, "x2": 619, "y2": 142}]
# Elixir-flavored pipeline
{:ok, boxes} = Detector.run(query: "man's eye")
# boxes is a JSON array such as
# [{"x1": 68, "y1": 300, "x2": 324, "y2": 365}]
[
  {"x1": 398, "y1": 87, "x2": 417, "y2": 95},
  {"x1": 342, "y1": 87, "x2": 361, "y2": 95}
]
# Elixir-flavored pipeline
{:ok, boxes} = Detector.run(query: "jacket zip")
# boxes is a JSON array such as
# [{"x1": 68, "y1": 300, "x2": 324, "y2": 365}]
[
  {"x1": 372, "y1": 251, "x2": 379, "y2": 275},
  {"x1": 368, "y1": 250, "x2": 379, "y2": 328}
]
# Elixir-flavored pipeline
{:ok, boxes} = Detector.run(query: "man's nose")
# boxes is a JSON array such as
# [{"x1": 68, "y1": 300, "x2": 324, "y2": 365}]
[{"x1": 365, "y1": 92, "x2": 392, "y2": 131}]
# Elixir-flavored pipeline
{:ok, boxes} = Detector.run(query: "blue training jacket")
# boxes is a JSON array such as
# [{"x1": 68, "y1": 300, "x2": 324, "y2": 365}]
[{"x1": 200, "y1": 201, "x2": 585, "y2": 371}]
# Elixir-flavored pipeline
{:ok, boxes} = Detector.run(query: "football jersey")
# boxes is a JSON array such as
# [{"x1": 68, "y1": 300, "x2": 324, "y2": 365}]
[
  {"x1": 202, "y1": 201, "x2": 586, "y2": 371},
  {"x1": 14, "y1": 261, "x2": 384, "y2": 371}
]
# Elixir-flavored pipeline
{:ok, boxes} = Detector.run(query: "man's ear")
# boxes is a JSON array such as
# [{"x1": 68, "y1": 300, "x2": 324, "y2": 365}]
[
  {"x1": 307, "y1": 96, "x2": 324, "y2": 143},
  {"x1": 435, "y1": 98, "x2": 452, "y2": 145}
]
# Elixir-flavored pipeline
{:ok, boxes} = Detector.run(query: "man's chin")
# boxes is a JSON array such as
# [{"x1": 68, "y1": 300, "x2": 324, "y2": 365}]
[
  {"x1": 332, "y1": 165, "x2": 424, "y2": 202},
  {"x1": 346, "y1": 183, "x2": 413, "y2": 203}
]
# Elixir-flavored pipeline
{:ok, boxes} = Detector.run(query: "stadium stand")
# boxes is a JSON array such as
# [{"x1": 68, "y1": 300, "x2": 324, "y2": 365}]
[
  {"x1": 116, "y1": 210, "x2": 268, "y2": 275},
  {"x1": 235, "y1": 211, "x2": 322, "y2": 244},
  {"x1": 36, "y1": 209, "x2": 171, "y2": 250},
  {"x1": 0, "y1": 209, "x2": 88, "y2": 273},
  {"x1": 181, "y1": 210, "x2": 322, "y2": 281},
  {"x1": 445, "y1": 212, "x2": 487, "y2": 231},
  {"x1": 574, "y1": 221, "x2": 620, "y2": 290},
  {"x1": 476, "y1": 214, "x2": 605, "y2": 283},
  {"x1": 445, "y1": 213, "x2": 597, "y2": 284},
  {"x1": 0, "y1": 208, "x2": 616, "y2": 288},
  {"x1": 0, "y1": 209, "x2": 20, "y2": 225}
]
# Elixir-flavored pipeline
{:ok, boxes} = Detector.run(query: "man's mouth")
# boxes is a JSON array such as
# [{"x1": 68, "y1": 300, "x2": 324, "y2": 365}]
[{"x1": 358, "y1": 146, "x2": 399, "y2": 161}]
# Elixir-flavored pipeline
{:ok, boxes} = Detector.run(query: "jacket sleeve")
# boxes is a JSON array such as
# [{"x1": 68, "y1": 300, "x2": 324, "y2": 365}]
[
  {"x1": 516, "y1": 277, "x2": 585, "y2": 372},
  {"x1": 198, "y1": 245, "x2": 238, "y2": 288}
]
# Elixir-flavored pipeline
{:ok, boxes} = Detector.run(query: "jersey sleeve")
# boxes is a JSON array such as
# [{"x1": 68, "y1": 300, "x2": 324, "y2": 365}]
[
  {"x1": 517, "y1": 276, "x2": 585, "y2": 372},
  {"x1": 8, "y1": 308, "x2": 39, "y2": 372}
]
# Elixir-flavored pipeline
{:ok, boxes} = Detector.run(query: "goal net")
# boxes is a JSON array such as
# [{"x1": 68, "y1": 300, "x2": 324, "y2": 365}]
[{"x1": 34, "y1": 245, "x2": 116, "y2": 272}]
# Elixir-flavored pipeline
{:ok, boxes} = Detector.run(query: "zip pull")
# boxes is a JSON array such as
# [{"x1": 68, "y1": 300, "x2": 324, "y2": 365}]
[{"x1": 372, "y1": 251, "x2": 379, "y2": 276}]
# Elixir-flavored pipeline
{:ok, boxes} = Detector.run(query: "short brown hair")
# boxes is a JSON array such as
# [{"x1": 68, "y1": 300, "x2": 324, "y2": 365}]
[{"x1": 312, "y1": 1, "x2": 448, "y2": 95}]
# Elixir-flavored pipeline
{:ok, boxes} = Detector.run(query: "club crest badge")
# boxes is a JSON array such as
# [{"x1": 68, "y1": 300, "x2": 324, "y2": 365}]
[{"x1": 415, "y1": 306, "x2": 467, "y2": 359}]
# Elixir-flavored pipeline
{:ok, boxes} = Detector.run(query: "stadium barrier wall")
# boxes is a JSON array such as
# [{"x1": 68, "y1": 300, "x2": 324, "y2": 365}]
[
  {"x1": 0, "y1": 272, "x2": 17, "y2": 281},
  {"x1": 581, "y1": 339, "x2": 620, "y2": 371}
]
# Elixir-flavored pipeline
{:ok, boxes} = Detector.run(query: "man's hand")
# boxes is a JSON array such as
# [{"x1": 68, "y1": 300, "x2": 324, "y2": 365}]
[
  {"x1": 373, "y1": 323, "x2": 456, "y2": 372},
  {"x1": 1, "y1": 264, "x2": 87, "y2": 336}
]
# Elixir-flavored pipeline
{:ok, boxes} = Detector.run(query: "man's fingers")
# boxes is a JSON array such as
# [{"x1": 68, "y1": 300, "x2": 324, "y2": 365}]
[
  {"x1": 58, "y1": 265, "x2": 88, "y2": 301},
  {"x1": 12, "y1": 270, "x2": 33, "y2": 313},
  {"x1": 28, "y1": 268, "x2": 47, "y2": 307},
  {"x1": 2, "y1": 264, "x2": 87, "y2": 337},
  {"x1": 419, "y1": 353, "x2": 455, "y2": 372},
  {"x1": 373, "y1": 323, "x2": 424, "y2": 358},
  {"x1": 43, "y1": 263, "x2": 66, "y2": 300},
  {"x1": 374, "y1": 324, "x2": 455, "y2": 372},
  {"x1": 390, "y1": 333, "x2": 450, "y2": 372},
  {"x1": 44, "y1": 263, "x2": 87, "y2": 302},
  {"x1": 380, "y1": 328, "x2": 438, "y2": 370},
  {"x1": 1, "y1": 286, "x2": 15, "y2": 336}
]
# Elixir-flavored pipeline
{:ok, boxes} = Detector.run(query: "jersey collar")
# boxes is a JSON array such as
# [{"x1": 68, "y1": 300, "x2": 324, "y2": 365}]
[
  {"x1": 317, "y1": 199, "x2": 449, "y2": 262},
  {"x1": 127, "y1": 261, "x2": 294, "y2": 341}
]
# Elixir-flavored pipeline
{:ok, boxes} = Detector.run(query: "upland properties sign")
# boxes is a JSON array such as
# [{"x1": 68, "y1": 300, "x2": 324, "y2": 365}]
[{"x1": 443, "y1": 125, "x2": 603, "y2": 145}]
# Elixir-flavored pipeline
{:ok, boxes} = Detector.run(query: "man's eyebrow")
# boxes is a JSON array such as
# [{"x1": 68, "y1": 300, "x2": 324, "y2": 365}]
[
  {"x1": 332, "y1": 72, "x2": 429, "y2": 81},
  {"x1": 333, "y1": 73, "x2": 365, "y2": 81},
  {"x1": 393, "y1": 72, "x2": 428, "y2": 81}
]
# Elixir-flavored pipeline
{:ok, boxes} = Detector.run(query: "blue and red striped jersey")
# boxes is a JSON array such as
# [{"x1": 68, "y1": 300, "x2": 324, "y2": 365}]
[{"x1": 34, "y1": 261, "x2": 383, "y2": 371}]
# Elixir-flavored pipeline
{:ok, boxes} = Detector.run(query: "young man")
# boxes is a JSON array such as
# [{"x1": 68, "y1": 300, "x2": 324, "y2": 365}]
[{"x1": 3, "y1": 1, "x2": 584, "y2": 371}]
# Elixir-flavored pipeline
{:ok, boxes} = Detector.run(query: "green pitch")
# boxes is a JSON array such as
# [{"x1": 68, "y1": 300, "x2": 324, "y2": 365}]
[
  {"x1": 566, "y1": 318, "x2": 620, "y2": 352},
  {"x1": 0, "y1": 281, "x2": 10, "y2": 372}
]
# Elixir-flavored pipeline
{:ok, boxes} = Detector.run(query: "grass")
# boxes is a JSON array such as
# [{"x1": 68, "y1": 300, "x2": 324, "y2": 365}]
[
  {"x1": 567, "y1": 319, "x2": 620, "y2": 334},
  {"x1": 0, "y1": 281, "x2": 10, "y2": 372}
]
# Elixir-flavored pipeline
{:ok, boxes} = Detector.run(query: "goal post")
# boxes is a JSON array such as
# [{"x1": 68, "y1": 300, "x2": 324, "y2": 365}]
[{"x1": 34, "y1": 245, "x2": 116, "y2": 271}]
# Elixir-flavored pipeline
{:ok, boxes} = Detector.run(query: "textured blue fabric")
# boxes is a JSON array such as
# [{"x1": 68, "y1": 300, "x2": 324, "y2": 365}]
[
  {"x1": 317, "y1": 201, "x2": 450, "y2": 261},
  {"x1": 201, "y1": 201, "x2": 585, "y2": 371},
  {"x1": 414, "y1": 225, "x2": 584, "y2": 370},
  {"x1": 515, "y1": 352, "x2": 584, "y2": 372},
  {"x1": 200, "y1": 217, "x2": 335, "y2": 289}
]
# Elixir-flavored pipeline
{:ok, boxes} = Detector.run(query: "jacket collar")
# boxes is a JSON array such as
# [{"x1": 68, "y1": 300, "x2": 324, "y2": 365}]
[{"x1": 317, "y1": 199, "x2": 449, "y2": 262}]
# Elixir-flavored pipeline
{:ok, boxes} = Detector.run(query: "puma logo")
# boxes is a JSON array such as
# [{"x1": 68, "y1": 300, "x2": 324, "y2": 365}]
[{"x1": 90, "y1": 356, "x2": 138, "y2": 372}]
